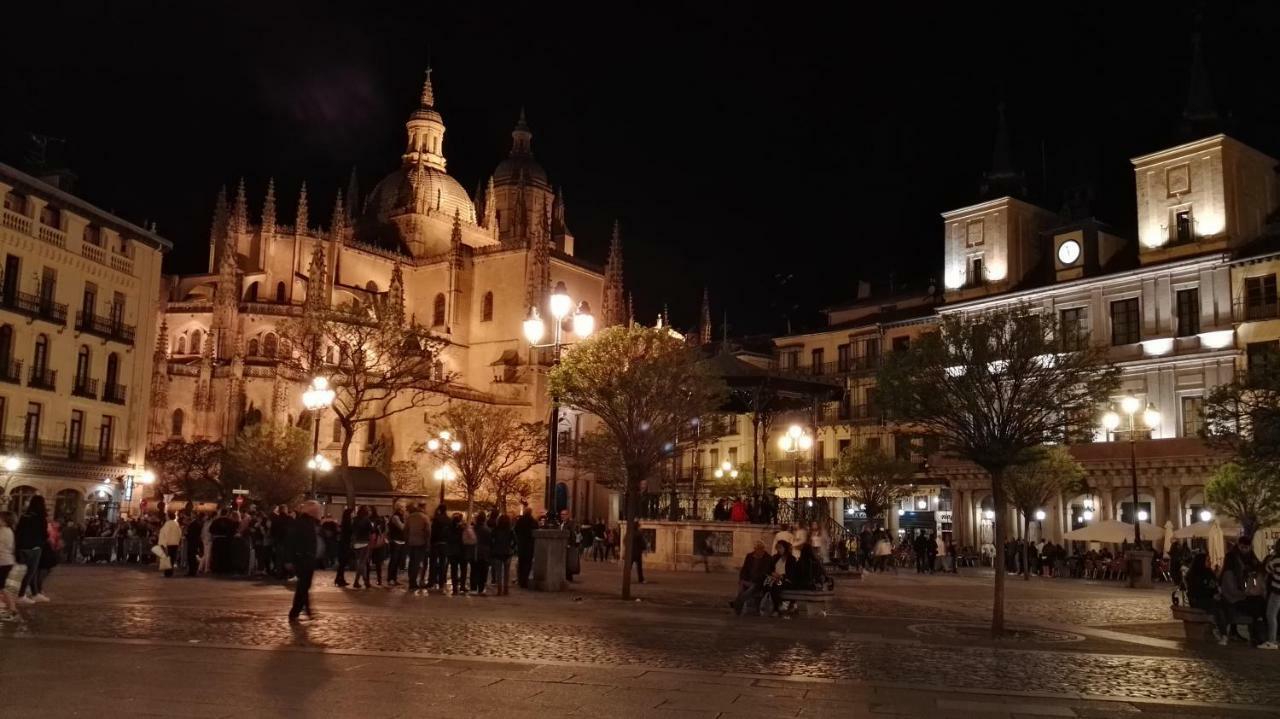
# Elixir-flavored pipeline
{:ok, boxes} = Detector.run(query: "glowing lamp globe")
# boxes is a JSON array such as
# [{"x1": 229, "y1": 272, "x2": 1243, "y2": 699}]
[
  {"x1": 1120, "y1": 396, "x2": 1142, "y2": 415},
  {"x1": 1082, "y1": 510, "x2": 1094, "y2": 521},
  {"x1": 787, "y1": 424, "x2": 803, "y2": 439},
  {"x1": 1199, "y1": 509, "x2": 1212, "y2": 522},
  {"x1": 1034, "y1": 509, "x2": 1046, "y2": 521},
  {"x1": 449, "y1": 440, "x2": 462, "y2": 453},
  {"x1": 1142, "y1": 408, "x2": 1161, "y2": 430},
  {"x1": 427, "y1": 438, "x2": 440, "y2": 451},
  {"x1": 1, "y1": 455, "x2": 20, "y2": 472},
  {"x1": 1137, "y1": 510, "x2": 1149, "y2": 521},
  {"x1": 572, "y1": 301, "x2": 595, "y2": 338},
  {"x1": 1102, "y1": 411, "x2": 1121, "y2": 432},
  {"x1": 549, "y1": 281, "x2": 572, "y2": 320},
  {"x1": 522, "y1": 307, "x2": 545, "y2": 344},
  {"x1": 797, "y1": 434, "x2": 814, "y2": 451}
]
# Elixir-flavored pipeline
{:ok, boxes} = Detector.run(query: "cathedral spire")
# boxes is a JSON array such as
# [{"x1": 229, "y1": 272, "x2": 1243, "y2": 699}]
[
  {"x1": 230, "y1": 177, "x2": 249, "y2": 234},
  {"x1": 510, "y1": 107, "x2": 533, "y2": 156},
  {"x1": 420, "y1": 67, "x2": 436, "y2": 108},
  {"x1": 295, "y1": 182, "x2": 309, "y2": 234},
  {"x1": 387, "y1": 261, "x2": 405, "y2": 327},
  {"x1": 329, "y1": 189, "x2": 346, "y2": 242},
  {"x1": 261, "y1": 178, "x2": 277, "y2": 235},
  {"x1": 602, "y1": 220, "x2": 626, "y2": 327},
  {"x1": 699, "y1": 288, "x2": 712, "y2": 345},
  {"x1": 450, "y1": 208, "x2": 464, "y2": 260},
  {"x1": 979, "y1": 103, "x2": 1027, "y2": 200},
  {"x1": 154, "y1": 318, "x2": 169, "y2": 364},
  {"x1": 305, "y1": 242, "x2": 327, "y2": 314},
  {"x1": 209, "y1": 184, "x2": 228, "y2": 272},
  {"x1": 1181, "y1": 32, "x2": 1221, "y2": 138},
  {"x1": 525, "y1": 202, "x2": 551, "y2": 310}
]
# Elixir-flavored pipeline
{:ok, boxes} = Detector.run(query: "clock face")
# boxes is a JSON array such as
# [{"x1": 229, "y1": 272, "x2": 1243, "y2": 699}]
[{"x1": 1057, "y1": 240, "x2": 1081, "y2": 265}]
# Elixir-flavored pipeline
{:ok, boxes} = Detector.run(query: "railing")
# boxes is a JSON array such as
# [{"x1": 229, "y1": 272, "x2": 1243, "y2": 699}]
[
  {"x1": 81, "y1": 242, "x2": 107, "y2": 265},
  {"x1": 775, "y1": 355, "x2": 879, "y2": 377},
  {"x1": 1236, "y1": 298, "x2": 1280, "y2": 322},
  {"x1": 103, "y1": 383, "x2": 127, "y2": 405},
  {"x1": 0, "y1": 435, "x2": 128, "y2": 465},
  {"x1": 777, "y1": 498, "x2": 852, "y2": 549},
  {"x1": 167, "y1": 363, "x2": 201, "y2": 377},
  {"x1": 37, "y1": 224, "x2": 66, "y2": 249},
  {"x1": 109, "y1": 253, "x2": 133, "y2": 275},
  {"x1": 76, "y1": 311, "x2": 136, "y2": 345},
  {"x1": 28, "y1": 366, "x2": 56, "y2": 391},
  {"x1": 2, "y1": 208, "x2": 32, "y2": 235},
  {"x1": 71, "y1": 377, "x2": 99, "y2": 399},
  {"x1": 240, "y1": 301, "x2": 302, "y2": 317},
  {"x1": 1, "y1": 291, "x2": 68, "y2": 325},
  {"x1": 0, "y1": 359, "x2": 20, "y2": 384},
  {"x1": 166, "y1": 300, "x2": 212, "y2": 313}
]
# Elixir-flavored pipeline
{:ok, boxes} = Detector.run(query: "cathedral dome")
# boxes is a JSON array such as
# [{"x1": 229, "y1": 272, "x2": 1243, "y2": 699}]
[
  {"x1": 491, "y1": 109, "x2": 550, "y2": 190},
  {"x1": 364, "y1": 164, "x2": 476, "y2": 224}
]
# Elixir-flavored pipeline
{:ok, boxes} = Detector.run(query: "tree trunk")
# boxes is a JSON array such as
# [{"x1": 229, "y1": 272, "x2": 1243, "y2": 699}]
[
  {"x1": 340, "y1": 429, "x2": 355, "y2": 509},
  {"x1": 1022, "y1": 515, "x2": 1031, "y2": 581},
  {"x1": 621, "y1": 481, "x2": 635, "y2": 601},
  {"x1": 990, "y1": 469, "x2": 1008, "y2": 636},
  {"x1": 466, "y1": 490, "x2": 475, "y2": 519}
]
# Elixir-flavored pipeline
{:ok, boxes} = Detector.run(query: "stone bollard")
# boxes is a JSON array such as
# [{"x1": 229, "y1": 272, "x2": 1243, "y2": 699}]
[
  {"x1": 1126, "y1": 549, "x2": 1153, "y2": 589},
  {"x1": 532, "y1": 528, "x2": 568, "y2": 592}
]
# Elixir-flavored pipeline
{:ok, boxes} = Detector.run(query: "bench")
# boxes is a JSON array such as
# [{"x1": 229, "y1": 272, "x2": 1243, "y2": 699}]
[
  {"x1": 1171, "y1": 604, "x2": 1255, "y2": 641},
  {"x1": 780, "y1": 588, "x2": 834, "y2": 616}
]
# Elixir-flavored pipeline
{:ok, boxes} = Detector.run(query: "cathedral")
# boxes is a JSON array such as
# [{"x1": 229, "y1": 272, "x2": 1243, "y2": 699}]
[{"x1": 151, "y1": 70, "x2": 626, "y2": 517}]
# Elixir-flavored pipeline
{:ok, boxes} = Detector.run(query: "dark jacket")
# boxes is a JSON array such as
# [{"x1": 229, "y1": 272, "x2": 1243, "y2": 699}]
[
  {"x1": 286, "y1": 514, "x2": 320, "y2": 568},
  {"x1": 351, "y1": 516, "x2": 373, "y2": 544},
  {"x1": 739, "y1": 551, "x2": 771, "y2": 585},
  {"x1": 445, "y1": 519, "x2": 464, "y2": 557},
  {"x1": 185, "y1": 517, "x2": 204, "y2": 543},
  {"x1": 473, "y1": 523, "x2": 492, "y2": 562},
  {"x1": 491, "y1": 526, "x2": 515, "y2": 559},
  {"x1": 431, "y1": 515, "x2": 452, "y2": 547},
  {"x1": 405, "y1": 511, "x2": 430, "y2": 547},
  {"x1": 15, "y1": 510, "x2": 48, "y2": 551},
  {"x1": 514, "y1": 514, "x2": 537, "y2": 552}
]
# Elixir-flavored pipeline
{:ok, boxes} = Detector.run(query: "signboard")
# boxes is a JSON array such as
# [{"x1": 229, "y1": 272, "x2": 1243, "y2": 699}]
[
  {"x1": 231, "y1": 489, "x2": 250, "y2": 495},
  {"x1": 692, "y1": 529, "x2": 734, "y2": 557}
]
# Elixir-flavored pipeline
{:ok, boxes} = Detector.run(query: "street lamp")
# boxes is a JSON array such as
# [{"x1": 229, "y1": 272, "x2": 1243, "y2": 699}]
[
  {"x1": 522, "y1": 280, "x2": 594, "y2": 518},
  {"x1": 777, "y1": 423, "x2": 813, "y2": 520},
  {"x1": 302, "y1": 376, "x2": 336, "y2": 498},
  {"x1": 713, "y1": 460, "x2": 739, "y2": 481},
  {"x1": 424, "y1": 429, "x2": 462, "y2": 510},
  {"x1": 1102, "y1": 395, "x2": 1160, "y2": 546},
  {"x1": 307, "y1": 453, "x2": 333, "y2": 486},
  {"x1": 1199, "y1": 509, "x2": 1213, "y2": 523}
]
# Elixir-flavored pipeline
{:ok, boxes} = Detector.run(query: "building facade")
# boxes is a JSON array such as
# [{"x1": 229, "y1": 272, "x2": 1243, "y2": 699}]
[
  {"x1": 0, "y1": 163, "x2": 171, "y2": 521},
  {"x1": 151, "y1": 72, "x2": 623, "y2": 518}
]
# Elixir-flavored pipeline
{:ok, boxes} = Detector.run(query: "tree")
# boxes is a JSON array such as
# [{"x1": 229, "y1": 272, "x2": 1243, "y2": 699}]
[
  {"x1": 281, "y1": 298, "x2": 454, "y2": 507},
  {"x1": 1206, "y1": 460, "x2": 1280, "y2": 536},
  {"x1": 148, "y1": 438, "x2": 226, "y2": 503},
  {"x1": 549, "y1": 324, "x2": 726, "y2": 599},
  {"x1": 1203, "y1": 357, "x2": 1280, "y2": 468},
  {"x1": 1003, "y1": 446, "x2": 1084, "y2": 580},
  {"x1": 389, "y1": 460, "x2": 425, "y2": 494},
  {"x1": 222, "y1": 422, "x2": 311, "y2": 507},
  {"x1": 876, "y1": 305, "x2": 1118, "y2": 633},
  {"x1": 831, "y1": 446, "x2": 915, "y2": 525},
  {"x1": 424, "y1": 403, "x2": 545, "y2": 516}
]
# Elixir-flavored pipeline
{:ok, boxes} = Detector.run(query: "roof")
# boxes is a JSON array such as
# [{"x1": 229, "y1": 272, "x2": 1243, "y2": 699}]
[
  {"x1": 364, "y1": 164, "x2": 476, "y2": 224},
  {"x1": 1, "y1": 162, "x2": 173, "y2": 252},
  {"x1": 313, "y1": 466, "x2": 418, "y2": 497}
]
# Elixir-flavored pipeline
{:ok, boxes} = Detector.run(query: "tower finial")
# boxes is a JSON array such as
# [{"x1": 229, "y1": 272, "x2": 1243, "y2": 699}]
[
  {"x1": 602, "y1": 220, "x2": 626, "y2": 327},
  {"x1": 261, "y1": 177, "x2": 277, "y2": 234},
  {"x1": 510, "y1": 108, "x2": 533, "y2": 156},
  {"x1": 296, "y1": 182, "x2": 309, "y2": 234},
  {"x1": 979, "y1": 103, "x2": 1026, "y2": 199},
  {"x1": 699, "y1": 288, "x2": 712, "y2": 345},
  {"x1": 420, "y1": 67, "x2": 435, "y2": 107}
]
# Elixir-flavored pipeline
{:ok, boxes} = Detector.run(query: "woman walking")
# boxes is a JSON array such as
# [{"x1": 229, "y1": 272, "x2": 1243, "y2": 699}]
[
  {"x1": 490, "y1": 513, "x2": 515, "y2": 596},
  {"x1": 15, "y1": 496, "x2": 49, "y2": 603},
  {"x1": 471, "y1": 512, "x2": 491, "y2": 595},
  {"x1": 369, "y1": 508, "x2": 387, "y2": 587},
  {"x1": 448, "y1": 513, "x2": 469, "y2": 594},
  {"x1": 350, "y1": 506, "x2": 373, "y2": 590}
]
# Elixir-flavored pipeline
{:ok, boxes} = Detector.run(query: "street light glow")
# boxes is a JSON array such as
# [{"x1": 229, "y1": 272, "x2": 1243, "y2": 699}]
[
  {"x1": 140, "y1": 470, "x2": 156, "y2": 485},
  {"x1": 1137, "y1": 510, "x2": 1149, "y2": 521},
  {"x1": 1, "y1": 455, "x2": 20, "y2": 473},
  {"x1": 523, "y1": 306, "x2": 545, "y2": 344},
  {"x1": 1120, "y1": 395, "x2": 1142, "y2": 415},
  {"x1": 1082, "y1": 510, "x2": 1094, "y2": 521},
  {"x1": 549, "y1": 281, "x2": 572, "y2": 320},
  {"x1": 302, "y1": 376, "x2": 336, "y2": 411},
  {"x1": 1142, "y1": 407, "x2": 1161, "y2": 430},
  {"x1": 1034, "y1": 509, "x2": 1046, "y2": 521},
  {"x1": 572, "y1": 301, "x2": 595, "y2": 338},
  {"x1": 1199, "y1": 509, "x2": 1212, "y2": 522},
  {"x1": 1102, "y1": 411, "x2": 1121, "y2": 431}
]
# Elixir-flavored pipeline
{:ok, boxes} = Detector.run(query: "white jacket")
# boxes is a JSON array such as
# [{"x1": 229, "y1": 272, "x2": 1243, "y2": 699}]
[
  {"x1": 158, "y1": 519, "x2": 182, "y2": 547},
  {"x1": 0, "y1": 526, "x2": 14, "y2": 566}
]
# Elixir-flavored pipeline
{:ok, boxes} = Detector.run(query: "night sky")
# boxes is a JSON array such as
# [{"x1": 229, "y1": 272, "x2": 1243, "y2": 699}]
[{"x1": 4, "y1": 1, "x2": 1280, "y2": 334}]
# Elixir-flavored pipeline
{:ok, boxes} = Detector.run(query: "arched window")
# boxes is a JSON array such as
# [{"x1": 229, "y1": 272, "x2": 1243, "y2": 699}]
[
  {"x1": 176, "y1": 335, "x2": 186, "y2": 355},
  {"x1": 365, "y1": 281, "x2": 379, "y2": 294},
  {"x1": 54, "y1": 489, "x2": 80, "y2": 523},
  {"x1": 6, "y1": 485, "x2": 38, "y2": 514},
  {"x1": 481, "y1": 291, "x2": 494, "y2": 322},
  {"x1": 247, "y1": 338, "x2": 259, "y2": 357},
  {"x1": 324, "y1": 345, "x2": 335, "y2": 365},
  {"x1": 171, "y1": 408, "x2": 184, "y2": 436},
  {"x1": 106, "y1": 352, "x2": 120, "y2": 388},
  {"x1": 190, "y1": 329, "x2": 203, "y2": 354},
  {"x1": 331, "y1": 420, "x2": 343, "y2": 443},
  {"x1": 432, "y1": 293, "x2": 446, "y2": 326},
  {"x1": 75, "y1": 345, "x2": 90, "y2": 387},
  {"x1": 246, "y1": 282, "x2": 259, "y2": 301},
  {"x1": 275, "y1": 282, "x2": 286, "y2": 303},
  {"x1": 263, "y1": 332, "x2": 278, "y2": 358},
  {"x1": 33, "y1": 334, "x2": 49, "y2": 374}
]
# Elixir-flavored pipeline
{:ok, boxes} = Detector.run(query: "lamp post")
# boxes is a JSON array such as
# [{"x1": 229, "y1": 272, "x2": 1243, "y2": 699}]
[
  {"x1": 777, "y1": 424, "x2": 813, "y2": 522},
  {"x1": 0, "y1": 454, "x2": 23, "y2": 503},
  {"x1": 523, "y1": 280, "x2": 594, "y2": 518},
  {"x1": 1102, "y1": 395, "x2": 1161, "y2": 590},
  {"x1": 307, "y1": 453, "x2": 333, "y2": 500},
  {"x1": 424, "y1": 430, "x2": 462, "y2": 511},
  {"x1": 301, "y1": 376, "x2": 336, "y2": 499}
]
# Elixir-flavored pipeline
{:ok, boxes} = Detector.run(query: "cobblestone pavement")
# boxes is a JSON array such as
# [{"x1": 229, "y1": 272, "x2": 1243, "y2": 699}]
[{"x1": 3, "y1": 564, "x2": 1278, "y2": 713}]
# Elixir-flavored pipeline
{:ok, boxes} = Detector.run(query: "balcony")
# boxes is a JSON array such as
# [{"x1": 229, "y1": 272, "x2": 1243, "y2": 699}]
[
  {"x1": 0, "y1": 359, "x2": 20, "y2": 384},
  {"x1": 848, "y1": 404, "x2": 880, "y2": 423},
  {"x1": 72, "y1": 377, "x2": 99, "y2": 399},
  {"x1": 75, "y1": 311, "x2": 136, "y2": 345},
  {"x1": 37, "y1": 223, "x2": 66, "y2": 249},
  {"x1": 28, "y1": 366, "x2": 56, "y2": 391},
  {"x1": 775, "y1": 355, "x2": 879, "y2": 378},
  {"x1": 103, "y1": 382, "x2": 127, "y2": 405},
  {"x1": 1236, "y1": 298, "x2": 1280, "y2": 322},
  {"x1": 2, "y1": 207, "x2": 33, "y2": 235},
  {"x1": 0, "y1": 291, "x2": 68, "y2": 326},
  {"x1": 0, "y1": 435, "x2": 128, "y2": 465}
]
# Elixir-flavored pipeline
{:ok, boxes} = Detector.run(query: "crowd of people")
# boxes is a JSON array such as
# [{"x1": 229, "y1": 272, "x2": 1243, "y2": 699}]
[
  {"x1": 1182, "y1": 535, "x2": 1280, "y2": 650},
  {"x1": 728, "y1": 522, "x2": 832, "y2": 618}
]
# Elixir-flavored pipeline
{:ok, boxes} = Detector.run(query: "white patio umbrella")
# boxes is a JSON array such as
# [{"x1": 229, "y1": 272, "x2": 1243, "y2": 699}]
[
  {"x1": 1063, "y1": 519, "x2": 1165, "y2": 544},
  {"x1": 1162, "y1": 520, "x2": 1175, "y2": 556},
  {"x1": 1207, "y1": 520, "x2": 1226, "y2": 570},
  {"x1": 1173, "y1": 519, "x2": 1242, "y2": 539}
]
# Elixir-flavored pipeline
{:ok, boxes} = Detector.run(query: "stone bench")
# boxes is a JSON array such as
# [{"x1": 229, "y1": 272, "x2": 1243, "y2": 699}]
[
  {"x1": 1171, "y1": 604, "x2": 1254, "y2": 641},
  {"x1": 780, "y1": 588, "x2": 834, "y2": 616}
]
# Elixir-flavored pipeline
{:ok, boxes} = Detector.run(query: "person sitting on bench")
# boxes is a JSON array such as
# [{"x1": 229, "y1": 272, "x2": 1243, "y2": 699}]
[{"x1": 765, "y1": 540, "x2": 798, "y2": 617}]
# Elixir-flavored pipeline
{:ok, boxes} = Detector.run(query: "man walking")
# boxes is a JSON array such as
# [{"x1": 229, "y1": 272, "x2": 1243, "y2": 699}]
[
  {"x1": 286, "y1": 500, "x2": 322, "y2": 622},
  {"x1": 629, "y1": 526, "x2": 647, "y2": 584},
  {"x1": 405, "y1": 503, "x2": 430, "y2": 592},
  {"x1": 157, "y1": 513, "x2": 182, "y2": 578},
  {"x1": 514, "y1": 508, "x2": 536, "y2": 588}
]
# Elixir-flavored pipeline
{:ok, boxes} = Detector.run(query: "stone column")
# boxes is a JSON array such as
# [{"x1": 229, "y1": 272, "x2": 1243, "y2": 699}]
[
  {"x1": 1170, "y1": 485, "x2": 1183, "y2": 528},
  {"x1": 1101, "y1": 489, "x2": 1114, "y2": 521}
]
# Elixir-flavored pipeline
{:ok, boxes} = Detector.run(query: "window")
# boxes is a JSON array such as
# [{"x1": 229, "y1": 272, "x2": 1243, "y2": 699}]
[
  {"x1": 837, "y1": 344, "x2": 850, "y2": 372},
  {"x1": 0, "y1": 325, "x2": 12, "y2": 372},
  {"x1": 779, "y1": 349, "x2": 799, "y2": 370},
  {"x1": 865, "y1": 436, "x2": 881, "y2": 451},
  {"x1": 1180, "y1": 396, "x2": 1204, "y2": 438},
  {"x1": 171, "y1": 408, "x2": 184, "y2": 437},
  {"x1": 24, "y1": 402, "x2": 41, "y2": 451},
  {"x1": 82, "y1": 282, "x2": 97, "y2": 319},
  {"x1": 481, "y1": 292, "x2": 494, "y2": 322},
  {"x1": 332, "y1": 420, "x2": 343, "y2": 443},
  {"x1": 1110, "y1": 298, "x2": 1141, "y2": 345},
  {"x1": 176, "y1": 336, "x2": 186, "y2": 355},
  {"x1": 855, "y1": 337, "x2": 879, "y2": 367},
  {"x1": 275, "y1": 282, "x2": 287, "y2": 303},
  {"x1": 810, "y1": 348, "x2": 824, "y2": 374},
  {"x1": 246, "y1": 282, "x2": 259, "y2": 301},
  {"x1": 39, "y1": 204, "x2": 61, "y2": 228},
  {"x1": 2, "y1": 254, "x2": 19, "y2": 304},
  {"x1": 69, "y1": 410, "x2": 84, "y2": 458},
  {"x1": 75, "y1": 346, "x2": 90, "y2": 388},
  {"x1": 1059, "y1": 307, "x2": 1087, "y2": 351},
  {"x1": 1175, "y1": 288, "x2": 1199, "y2": 337},
  {"x1": 83, "y1": 225, "x2": 101, "y2": 247},
  {"x1": 709, "y1": 448, "x2": 719, "y2": 470},
  {"x1": 837, "y1": 438, "x2": 851, "y2": 456},
  {"x1": 1244, "y1": 274, "x2": 1278, "y2": 320},
  {"x1": 1247, "y1": 341, "x2": 1280, "y2": 376},
  {"x1": 190, "y1": 329, "x2": 203, "y2": 354},
  {"x1": 3, "y1": 191, "x2": 26, "y2": 213},
  {"x1": 40, "y1": 267, "x2": 56, "y2": 308},
  {"x1": 728, "y1": 446, "x2": 738, "y2": 465},
  {"x1": 970, "y1": 256, "x2": 985, "y2": 285},
  {"x1": 110, "y1": 292, "x2": 125, "y2": 326},
  {"x1": 247, "y1": 338, "x2": 259, "y2": 357},
  {"x1": 263, "y1": 333, "x2": 278, "y2": 358},
  {"x1": 433, "y1": 293, "x2": 446, "y2": 326},
  {"x1": 965, "y1": 219, "x2": 984, "y2": 247},
  {"x1": 33, "y1": 334, "x2": 49, "y2": 374},
  {"x1": 365, "y1": 418, "x2": 377, "y2": 444},
  {"x1": 98, "y1": 415, "x2": 115, "y2": 461},
  {"x1": 106, "y1": 353, "x2": 120, "y2": 388},
  {"x1": 1174, "y1": 209, "x2": 1193, "y2": 244},
  {"x1": 893, "y1": 434, "x2": 912, "y2": 460},
  {"x1": 892, "y1": 336, "x2": 910, "y2": 352}
]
